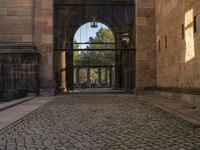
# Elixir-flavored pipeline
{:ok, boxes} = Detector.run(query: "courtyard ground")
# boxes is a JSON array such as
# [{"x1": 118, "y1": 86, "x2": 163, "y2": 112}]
[{"x1": 0, "y1": 95, "x2": 200, "y2": 150}]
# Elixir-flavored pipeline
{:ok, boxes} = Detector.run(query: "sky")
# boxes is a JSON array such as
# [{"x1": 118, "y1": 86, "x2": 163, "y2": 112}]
[{"x1": 74, "y1": 22, "x2": 108, "y2": 49}]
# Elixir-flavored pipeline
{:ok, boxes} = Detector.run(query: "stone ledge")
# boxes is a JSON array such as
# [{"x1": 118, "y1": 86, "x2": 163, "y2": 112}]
[
  {"x1": 138, "y1": 95, "x2": 200, "y2": 127},
  {"x1": 156, "y1": 87, "x2": 200, "y2": 95},
  {"x1": 0, "y1": 42, "x2": 38, "y2": 53},
  {"x1": 0, "y1": 96, "x2": 36, "y2": 111},
  {"x1": 155, "y1": 91, "x2": 200, "y2": 108}
]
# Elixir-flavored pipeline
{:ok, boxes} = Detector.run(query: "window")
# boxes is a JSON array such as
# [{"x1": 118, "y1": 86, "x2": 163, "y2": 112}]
[
  {"x1": 158, "y1": 40, "x2": 161, "y2": 52},
  {"x1": 182, "y1": 24, "x2": 185, "y2": 39},
  {"x1": 165, "y1": 36, "x2": 167, "y2": 49},
  {"x1": 194, "y1": 16, "x2": 197, "y2": 33}
]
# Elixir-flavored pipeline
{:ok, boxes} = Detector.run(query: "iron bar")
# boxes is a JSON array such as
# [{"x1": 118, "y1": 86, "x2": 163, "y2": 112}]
[
  {"x1": 54, "y1": 4, "x2": 135, "y2": 7},
  {"x1": 54, "y1": 48, "x2": 136, "y2": 51},
  {"x1": 73, "y1": 65, "x2": 116, "y2": 68},
  {"x1": 73, "y1": 42, "x2": 115, "y2": 45}
]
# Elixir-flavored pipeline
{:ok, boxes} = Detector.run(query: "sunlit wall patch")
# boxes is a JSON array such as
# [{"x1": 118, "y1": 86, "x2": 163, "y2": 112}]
[{"x1": 184, "y1": 9, "x2": 195, "y2": 62}]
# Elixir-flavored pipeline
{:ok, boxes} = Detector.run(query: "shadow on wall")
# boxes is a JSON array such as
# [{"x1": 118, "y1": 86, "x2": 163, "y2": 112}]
[
  {"x1": 175, "y1": 4, "x2": 199, "y2": 92},
  {"x1": 0, "y1": 53, "x2": 39, "y2": 102},
  {"x1": 183, "y1": 6, "x2": 199, "y2": 90},
  {"x1": 184, "y1": 8, "x2": 195, "y2": 63},
  {"x1": 156, "y1": 1, "x2": 200, "y2": 93}
]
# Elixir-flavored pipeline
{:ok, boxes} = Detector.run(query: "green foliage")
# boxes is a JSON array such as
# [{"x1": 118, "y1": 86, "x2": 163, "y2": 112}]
[
  {"x1": 73, "y1": 40, "x2": 80, "y2": 65},
  {"x1": 74, "y1": 27, "x2": 115, "y2": 66}
]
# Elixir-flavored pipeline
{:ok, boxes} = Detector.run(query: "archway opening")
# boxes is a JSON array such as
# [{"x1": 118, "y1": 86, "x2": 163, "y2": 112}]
[
  {"x1": 53, "y1": 0, "x2": 136, "y2": 94},
  {"x1": 73, "y1": 22, "x2": 116, "y2": 90}
]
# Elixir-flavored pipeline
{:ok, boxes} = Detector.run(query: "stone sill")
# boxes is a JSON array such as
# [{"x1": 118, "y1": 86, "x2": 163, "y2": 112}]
[
  {"x1": 0, "y1": 96, "x2": 36, "y2": 111},
  {"x1": 0, "y1": 42, "x2": 38, "y2": 53},
  {"x1": 155, "y1": 91, "x2": 200, "y2": 108},
  {"x1": 156, "y1": 87, "x2": 200, "y2": 95}
]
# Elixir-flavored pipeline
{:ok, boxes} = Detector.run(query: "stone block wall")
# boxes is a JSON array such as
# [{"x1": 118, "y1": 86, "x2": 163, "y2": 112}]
[
  {"x1": 156, "y1": 0, "x2": 200, "y2": 91},
  {"x1": 1, "y1": 0, "x2": 199, "y2": 99},
  {"x1": 135, "y1": 0, "x2": 156, "y2": 91},
  {"x1": 0, "y1": 0, "x2": 54, "y2": 99},
  {"x1": 0, "y1": 51, "x2": 39, "y2": 101},
  {"x1": 0, "y1": 0, "x2": 38, "y2": 101},
  {"x1": 0, "y1": 0, "x2": 33, "y2": 43},
  {"x1": 34, "y1": 0, "x2": 54, "y2": 95}
]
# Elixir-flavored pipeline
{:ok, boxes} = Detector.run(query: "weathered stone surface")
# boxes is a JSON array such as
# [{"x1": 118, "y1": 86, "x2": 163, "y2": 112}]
[
  {"x1": 156, "y1": 0, "x2": 200, "y2": 89},
  {"x1": 0, "y1": 0, "x2": 200, "y2": 98},
  {"x1": 0, "y1": 95, "x2": 200, "y2": 149},
  {"x1": 34, "y1": 0, "x2": 54, "y2": 94},
  {"x1": 135, "y1": 0, "x2": 156, "y2": 91},
  {"x1": 0, "y1": 0, "x2": 33, "y2": 43},
  {"x1": 0, "y1": 0, "x2": 54, "y2": 96},
  {"x1": 0, "y1": 50, "x2": 39, "y2": 101}
]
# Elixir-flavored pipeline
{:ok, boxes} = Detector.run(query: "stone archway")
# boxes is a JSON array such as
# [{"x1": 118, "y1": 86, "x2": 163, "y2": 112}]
[
  {"x1": 53, "y1": 0, "x2": 136, "y2": 93},
  {"x1": 0, "y1": 0, "x2": 157, "y2": 100},
  {"x1": 73, "y1": 22, "x2": 116, "y2": 89}
]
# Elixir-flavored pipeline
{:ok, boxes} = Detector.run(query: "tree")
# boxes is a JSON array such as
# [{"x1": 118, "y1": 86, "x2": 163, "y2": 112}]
[
  {"x1": 78, "y1": 27, "x2": 115, "y2": 66},
  {"x1": 73, "y1": 27, "x2": 115, "y2": 87},
  {"x1": 73, "y1": 41, "x2": 80, "y2": 65}
]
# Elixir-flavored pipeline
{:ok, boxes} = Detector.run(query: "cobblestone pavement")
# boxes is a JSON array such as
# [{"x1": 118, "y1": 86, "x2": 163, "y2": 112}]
[{"x1": 0, "y1": 95, "x2": 200, "y2": 150}]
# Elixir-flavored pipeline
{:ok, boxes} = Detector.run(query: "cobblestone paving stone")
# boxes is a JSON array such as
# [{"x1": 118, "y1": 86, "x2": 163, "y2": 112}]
[{"x1": 0, "y1": 95, "x2": 200, "y2": 150}]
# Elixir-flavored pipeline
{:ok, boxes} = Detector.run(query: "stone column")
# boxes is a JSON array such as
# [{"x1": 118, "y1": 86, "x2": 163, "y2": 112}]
[
  {"x1": 135, "y1": 0, "x2": 156, "y2": 91},
  {"x1": 34, "y1": 0, "x2": 54, "y2": 95},
  {"x1": 76, "y1": 67, "x2": 80, "y2": 88},
  {"x1": 87, "y1": 68, "x2": 91, "y2": 88},
  {"x1": 109, "y1": 67, "x2": 112, "y2": 88},
  {"x1": 66, "y1": 50, "x2": 74, "y2": 90},
  {"x1": 105, "y1": 68, "x2": 108, "y2": 85},
  {"x1": 66, "y1": 36, "x2": 75, "y2": 90},
  {"x1": 60, "y1": 51, "x2": 66, "y2": 90},
  {"x1": 98, "y1": 68, "x2": 102, "y2": 86},
  {"x1": 115, "y1": 33, "x2": 123, "y2": 89}
]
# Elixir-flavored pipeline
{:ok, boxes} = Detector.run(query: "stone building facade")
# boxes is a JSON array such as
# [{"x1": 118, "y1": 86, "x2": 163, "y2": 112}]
[
  {"x1": 156, "y1": 0, "x2": 200, "y2": 89},
  {"x1": 0, "y1": 0, "x2": 53, "y2": 100},
  {"x1": 0, "y1": 0, "x2": 200, "y2": 104},
  {"x1": 136, "y1": 0, "x2": 156, "y2": 90},
  {"x1": 155, "y1": 0, "x2": 200, "y2": 105}
]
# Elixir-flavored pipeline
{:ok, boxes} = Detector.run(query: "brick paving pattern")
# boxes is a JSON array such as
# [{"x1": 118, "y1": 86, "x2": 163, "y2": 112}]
[{"x1": 0, "y1": 95, "x2": 200, "y2": 150}]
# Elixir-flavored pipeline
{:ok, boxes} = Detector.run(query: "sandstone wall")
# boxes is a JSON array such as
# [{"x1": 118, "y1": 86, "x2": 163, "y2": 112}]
[
  {"x1": 3, "y1": 0, "x2": 199, "y2": 97},
  {"x1": 0, "y1": 0, "x2": 33, "y2": 43},
  {"x1": 0, "y1": 0, "x2": 54, "y2": 100},
  {"x1": 0, "y1": 53, "x2": 39, "y2": 101},
  {"x1": 156, "y1": 0, "x2": 200, "y2": 90},
  {"x1": 135, "y1": 0, "x2": 156, "y2": 91},
  {"x1": 34, "y1": 0, "x2": 54, "y2": 94}
]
